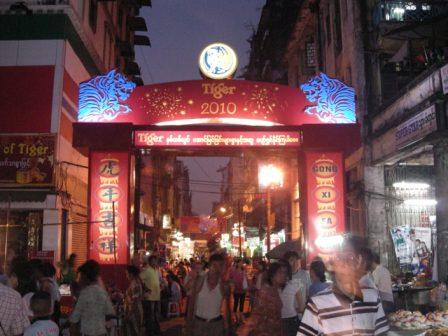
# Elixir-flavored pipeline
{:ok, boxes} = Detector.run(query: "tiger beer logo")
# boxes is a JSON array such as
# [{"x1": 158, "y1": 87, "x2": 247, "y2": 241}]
[
  {"x1": 312, "y1": 159, "x2": 338, "y2": 178},
  {"x1": 315, "y1": 186, "x2": 337, "y2": 203}
]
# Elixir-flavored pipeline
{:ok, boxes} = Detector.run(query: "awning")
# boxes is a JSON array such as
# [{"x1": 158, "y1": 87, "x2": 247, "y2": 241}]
[
  {"x1": 0, "y1": 190, "x2": 51, "y2": 203},
  {"x1": 128, "y1": 17, "x2": 147, "y2": 32},
  {"x1": 134, "y1": 35, "x2": 151, "y2": 46}
]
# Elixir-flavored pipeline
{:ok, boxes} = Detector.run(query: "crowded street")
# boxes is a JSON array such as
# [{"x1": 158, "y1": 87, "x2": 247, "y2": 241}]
[{"x1": 1, "y1": 0, "x2": 448, "y2": 335}]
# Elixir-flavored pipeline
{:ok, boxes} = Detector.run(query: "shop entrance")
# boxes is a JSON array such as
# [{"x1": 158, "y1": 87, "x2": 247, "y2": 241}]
[{"x1": 73, "y1": 70, "x2": 359, "y2": 273}]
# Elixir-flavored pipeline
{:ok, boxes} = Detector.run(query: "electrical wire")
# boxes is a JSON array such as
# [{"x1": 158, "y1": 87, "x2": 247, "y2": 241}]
[{"x1": 192, "y1": 158, "x2": 212, "y2": 179}]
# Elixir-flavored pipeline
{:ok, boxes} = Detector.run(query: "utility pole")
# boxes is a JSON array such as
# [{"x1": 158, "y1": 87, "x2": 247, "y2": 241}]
[
  {"x1": 266, "y1": 188, "x2": 271, "y2": 252},
  {"x1": 3, "y1": 196, "x2": 11, "y2": 273},
  {"x1": 238, "y1": 199, "x2": 242, "y2": 258}
]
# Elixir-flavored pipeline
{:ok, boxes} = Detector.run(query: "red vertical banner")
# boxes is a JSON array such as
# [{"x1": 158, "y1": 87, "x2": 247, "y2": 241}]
[
  {"x1": 89, "y1": 151, "x2": 129, "y2": 264},
  {"x1": 304, "y1": 152, "x2": 346, "y2": 261}
]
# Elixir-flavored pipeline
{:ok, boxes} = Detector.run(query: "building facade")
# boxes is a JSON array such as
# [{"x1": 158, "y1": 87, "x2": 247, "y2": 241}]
[
  {"x1": 0, "y1": 0, "x2": 149, "y2": 270},
  {"x1": 250, "y1": 0, "x2": 448, "y2": 277}
]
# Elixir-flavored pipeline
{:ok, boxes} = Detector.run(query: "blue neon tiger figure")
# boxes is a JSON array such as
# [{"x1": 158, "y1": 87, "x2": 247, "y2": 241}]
[
  {"x1": 78, "y1": 69, "x2": 136, "y2": 122},
  {"x1": 300, "y1": 73, "x2": 356, "y2": 124}
]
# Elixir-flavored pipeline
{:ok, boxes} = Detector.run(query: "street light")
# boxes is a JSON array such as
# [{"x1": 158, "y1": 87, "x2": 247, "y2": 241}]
[{"x1": 258, "y1": 164, "x2": 284, "y2": 253}]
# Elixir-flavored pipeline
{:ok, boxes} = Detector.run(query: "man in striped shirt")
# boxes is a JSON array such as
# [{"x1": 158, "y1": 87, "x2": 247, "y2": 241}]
[{"x1": 297, "y1": 236, "x2": 389, "y2": 336}]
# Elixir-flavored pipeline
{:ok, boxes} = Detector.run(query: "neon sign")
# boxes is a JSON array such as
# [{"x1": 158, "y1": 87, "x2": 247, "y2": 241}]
[
  {"x1": 78, "y1": 72, "x2": 356, "y2": 125},
  {"x1": 134, "y1": 130, "x2": 301, "y2": 147}
]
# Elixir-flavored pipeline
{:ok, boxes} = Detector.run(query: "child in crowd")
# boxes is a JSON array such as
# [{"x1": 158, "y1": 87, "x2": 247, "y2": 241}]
[{"x1": 24, "y1": 291, "x2": 59, "y2": 336}]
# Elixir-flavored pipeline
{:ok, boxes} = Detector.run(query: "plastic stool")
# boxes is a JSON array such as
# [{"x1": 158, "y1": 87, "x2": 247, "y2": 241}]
[{"x1": 168, "y1": 301, "x2": 180, "y2": 317}]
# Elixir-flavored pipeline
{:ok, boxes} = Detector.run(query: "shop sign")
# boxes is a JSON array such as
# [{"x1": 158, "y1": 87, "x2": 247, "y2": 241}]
[
  {"x1": 134, "y1": 130, "x2": 301, "y2": 148},
  {"x1": 305, "y1": 152, "x2": 345, "y2": 261},
  {"x1": 78, "y1": 71, "x2": 356, "y2": 125},
  {"x1": 29, "y1": 250, "x2": 54, "y2": 264},
  {"x1": 0, "y1": 134, "x2": 55, "y2": 187},
  {"x1": 89, "y1": 152, "x2": 129, "y2": 264},
  {"x1": 441, "y1": 63, "x2": 448, "y2": 95},
  {"x1": 179, "y1": 216, "x2": 219, "y2": 235},
  {"x1": 395, "y1": 105, "x2": 437, "y2": 149}
]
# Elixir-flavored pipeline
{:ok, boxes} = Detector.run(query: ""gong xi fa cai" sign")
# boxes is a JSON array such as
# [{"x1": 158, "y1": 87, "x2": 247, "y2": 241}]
[
  {"x1": 305, "y1": 152, "x2": 345, "y2": 261},
  {"x1": 89, "y1": 152, "x2": 129, "y2": 264},
  {"x1": 134, "y1": 130, "x2": 301, "y2": 147}
]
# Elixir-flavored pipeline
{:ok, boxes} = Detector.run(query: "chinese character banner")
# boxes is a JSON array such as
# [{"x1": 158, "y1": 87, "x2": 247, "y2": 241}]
[
  {"x1": 89, "y1": 151, "x2": 129, "y2": 264},
  {"x1": 305, "y1": 152, "x2": 346, "y2": 261}
]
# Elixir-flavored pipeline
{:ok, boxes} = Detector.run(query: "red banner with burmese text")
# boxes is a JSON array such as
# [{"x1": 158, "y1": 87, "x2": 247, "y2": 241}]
[
  {"x1": 305, "y1": 152, "x2": 345, "y2": 262},
  {"x1": 89, "y1": 151, "x2": 129, "y2": 264}
]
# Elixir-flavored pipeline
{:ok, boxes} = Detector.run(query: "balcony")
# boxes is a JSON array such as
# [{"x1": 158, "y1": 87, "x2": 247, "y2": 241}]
[
  {"x1": 375, "y1": 1, "x2": 448, "y2": 23},
  {"x1": 374, "y1": 1, "x2": 448, "y2": 39}
]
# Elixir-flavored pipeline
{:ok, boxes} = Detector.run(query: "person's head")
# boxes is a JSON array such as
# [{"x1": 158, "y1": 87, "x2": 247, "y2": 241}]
[
  {"x1": 360, "y1": 247, "x2": 374, "y2": 273},
  {"x1": 257, "y1": 260, "x2": 267, "y2": 272},
  {"x1": 126, "y1": 265, "x2": 140, "y2": 280},
  {"x1": 68, "y1": 253, "x2": 77, "y2": 266},
  {"x1": 30, "y1": 291, "x2": 52, "y2": 317},
  {"x1": 235, "y1": 258, "x2": 244, "y2": 269},
  {"x1": 333, "y1": 235, "x2": 367, "y2": 283},
  {"x1": 78, "y1": 260, "x2": 100, "y2": 284},
  {"x1": 372, "y1": 253, "x2": 381, "y2": 268},
  {"x1": 283, "y1": 251, "x2": 300, "y2": 273},
  {"x1": 266, "y1": 262, "x2": 288, "y2": 287},
  {"x1": 147, "y1": 255, "x2": 158, "y2": 268},
  {"x1": 310, "y1": 260, "x2": 326, "y2": 283},
  {"x1": 208, "y1": 253, "x2": 225, "y2": 277},
  {"x1": 39, "y1": 262, "x2": 56, "y2": 278}
]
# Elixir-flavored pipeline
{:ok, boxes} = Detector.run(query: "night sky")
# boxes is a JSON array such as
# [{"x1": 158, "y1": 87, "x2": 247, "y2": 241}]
[{"x1": 135, "y1": 0, "x2": 264, "y2": 215}]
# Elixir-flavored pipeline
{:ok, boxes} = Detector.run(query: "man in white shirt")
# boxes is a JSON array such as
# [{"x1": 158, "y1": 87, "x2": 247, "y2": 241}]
[
  {"x1": 283, "y1": 251, "x2": 310, "y2": 315},
  {"x1": 372, "y1": 253, "x2": 394, "y2": 314},
  {"x1": 298, "y1": 236, "x2": 389, "y2": 336},
  {"x1": 186, "y1": 253, "x2": 232, "y2": 336}
]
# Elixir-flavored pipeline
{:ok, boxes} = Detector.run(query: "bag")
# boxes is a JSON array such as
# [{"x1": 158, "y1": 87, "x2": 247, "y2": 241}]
[{"x1": 242, "y1": 276, "x2": 248, "y2": 290}]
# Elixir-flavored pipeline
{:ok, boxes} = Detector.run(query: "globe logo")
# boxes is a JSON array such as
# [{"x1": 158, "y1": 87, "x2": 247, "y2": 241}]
[{"x1": 199, "y1": 43, "x2": 238, "y2": 80}]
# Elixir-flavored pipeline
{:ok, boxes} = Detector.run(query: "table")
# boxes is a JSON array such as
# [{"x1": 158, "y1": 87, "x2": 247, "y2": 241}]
[{"x1": 393, "y1": 286, "x2": 434, "y2": 311}]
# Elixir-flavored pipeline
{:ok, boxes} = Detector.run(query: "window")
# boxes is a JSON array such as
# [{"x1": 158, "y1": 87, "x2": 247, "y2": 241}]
[
  {"x1": 334, "y1": 0, "x2": 342, "y2": 54},
  {"x1": 306, "y1": 41, "x2": 316, "y2": 68},
  {"x1": 89, "y1": 0, "x2": 98, "y2": 33}
]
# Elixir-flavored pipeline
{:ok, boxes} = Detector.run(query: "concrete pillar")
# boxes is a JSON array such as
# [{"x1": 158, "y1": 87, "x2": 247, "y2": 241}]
[
  {"x1": 364, "y1": 165, "x2": 390, "y2": 263},
  {"x1": 434, "y1": 140, "x2": 448, "y2": 282}
]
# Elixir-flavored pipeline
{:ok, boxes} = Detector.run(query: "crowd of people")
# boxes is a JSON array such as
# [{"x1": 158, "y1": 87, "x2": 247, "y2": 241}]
[{"x1": 0, "y1": 235, "x2": 394, "y2": 336}]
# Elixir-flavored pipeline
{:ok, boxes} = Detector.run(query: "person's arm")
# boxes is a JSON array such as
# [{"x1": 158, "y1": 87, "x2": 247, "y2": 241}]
[
  {"x1": 295, "y1": 289, "x2": 303, "y2": 314},
  {"x1": 297, "y1": 300, "x2": 321, "y2": 336},
  {"x1": 69, "y1": 291, "x2": 85, "y2": 324},
  {"x1": 222, "y1": 281, "x2": 233, "y2": 336}
]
